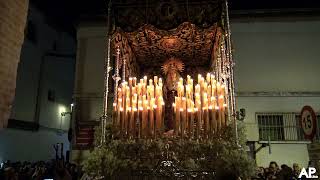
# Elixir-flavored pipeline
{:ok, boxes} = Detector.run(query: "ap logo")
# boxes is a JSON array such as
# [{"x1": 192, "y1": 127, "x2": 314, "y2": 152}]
[{"x1": 298, "y1": 167, "x2": 318, "y2": 179}]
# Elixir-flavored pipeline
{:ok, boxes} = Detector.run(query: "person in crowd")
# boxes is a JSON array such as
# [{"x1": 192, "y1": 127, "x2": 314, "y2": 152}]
[
  {"x1": 266, "y1": 161, "x2": 279, "y2": 180},
  {"x1": 276, "y1": 164, "x2": 293, "y2": 180},
  {"x1": 0, "y1": 160, "x2": 80, "y2": 180},
  {"x1": 292, "y1": 163, "x2": 301, "y2": 179}
]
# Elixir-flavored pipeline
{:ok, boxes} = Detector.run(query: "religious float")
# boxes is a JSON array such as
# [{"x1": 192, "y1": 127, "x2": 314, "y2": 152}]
[{"x1": 82, "y1": 0, "x2": 255, "y2": 179}]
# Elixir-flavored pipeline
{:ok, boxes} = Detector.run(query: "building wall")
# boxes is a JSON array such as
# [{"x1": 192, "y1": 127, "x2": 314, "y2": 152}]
[
  {"x1": 232, "y1": 20, "x2": 320, "y2": 167},
  {"x1": 232, "y1": 20, "x2": 320, "y2": 92},
  {"x1": 0, "y1": 0, "x2": 29, "y2": 128},
  {"x1": 74, "y1": 18, "x2": 320, "y2": 167},
  {"x1": 0, "y1": 128, "x2": 69, "y2": 162},
  {"x1": 74, "y1": 28, "x2": 106, "y2": 123},
  {"x1": 0, "y1": 4, "x2": 76, "y2": 162}
]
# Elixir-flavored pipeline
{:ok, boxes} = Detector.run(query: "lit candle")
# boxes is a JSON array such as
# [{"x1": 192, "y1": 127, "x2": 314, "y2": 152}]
[
  {"x1": 133, "y1": 107, "x2": 138, "y2": 137},
  {"x1": 175, "y1": 97, "x2": 181, "y2": 136},
  {"x1": 154, "y1": 84, "x2": 161, "y2": 135},
  {"x1": 138, "y1": 107, "x2": 143, "y2": 138},
  {"x1": 154, "y1": 76, "x2": 158, "y2": 86},
  {"x1": 215, "y1": 106, "x2": 221, "y2": 130},
  {"x1": 208, "y1": 106, "x2": 213, "y2": 137},
  {"x1": 142, "y1": 95, "x2": 147, "y2": 137},
  {"x1": 153, "y1": 105, "x2": 158, "y2": 138},
  {"x1": 127, "y1": 107, "x2": 132, "y2": 137},
  {"x1": 143, "y1": 76, "x2": 147, "y2": 85},
  {"x1": 149, "y1": 98, "x2": 155, "y2": 136},
  {"x1": 198, "y1": 74, "x2": 202, "y2": 84},
  {"x1": 179, "y1": 108, "x2": 184, "y2": 138},
  {"x1": 117, "y1": 98, "x2": 122, "y2": 131},
  {"x1": 203, "y1": 107, "x2": 209, "y2": 138},
  {"x1": 206, "y1": 73, "x2": 211, "y2": 84},
  {"x1": 119, "y1": 106, "x2": 124, "y2": 137},
  {"x1": 129, "y1": 77, "x2": 133, "y2": 88},
  {"x1": 172, "y1": 102, "x2": 176, "y2": 135},
  {"x1": 133, "y1": 77, "x2": 137, "y2": 86},
  {"x1": 188, "y1": 108, "x2": 193, "y2": 138},
  {"x1": 195, "y1": 108, "x2": 200, "y2": 139},
  {"x1": 181, "y1": 97, "x2": 187, "y2": 137}
]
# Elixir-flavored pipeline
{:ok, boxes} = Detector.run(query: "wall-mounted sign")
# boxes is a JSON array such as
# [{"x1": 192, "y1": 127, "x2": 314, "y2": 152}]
[{"x1": 301, "y1": 106, "x2": 317, "y2": 141}]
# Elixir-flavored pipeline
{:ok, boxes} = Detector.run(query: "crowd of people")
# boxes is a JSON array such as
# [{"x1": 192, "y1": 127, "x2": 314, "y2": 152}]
[
  {"x1": 253, "y1": 161, "x2": 303, "y2": 180},
  {"x1": 0, "y1": 159, "x2": 82, "y2": 180},
  {"x1": 0, "y1": 159, "x2": 314, "y2": 180}
]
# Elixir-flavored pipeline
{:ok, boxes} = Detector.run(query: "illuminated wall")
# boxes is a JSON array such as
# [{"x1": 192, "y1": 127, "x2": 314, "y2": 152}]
[{"x1": 232, "y1": 19, "x2": 320, "y2": 168}]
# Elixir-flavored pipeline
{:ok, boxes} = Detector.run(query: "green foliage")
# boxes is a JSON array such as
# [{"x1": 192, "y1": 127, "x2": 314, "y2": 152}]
[
  {"x1": 82, "y1": 146, "x2": 126, "y2": 178},
  {"x1": 83, "y1": 124, "x2": 256, "y2": 179}
]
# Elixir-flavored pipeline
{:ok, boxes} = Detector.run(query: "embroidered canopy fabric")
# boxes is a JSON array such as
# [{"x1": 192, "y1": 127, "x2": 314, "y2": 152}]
[{"x1": 112, "y1": 22, "x2": 223, "y2": 77}]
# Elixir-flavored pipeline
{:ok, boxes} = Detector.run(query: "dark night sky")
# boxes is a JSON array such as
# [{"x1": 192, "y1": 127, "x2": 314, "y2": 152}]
[{"x1": 31, "y1": 0, "x2": 320, "y2": 35}]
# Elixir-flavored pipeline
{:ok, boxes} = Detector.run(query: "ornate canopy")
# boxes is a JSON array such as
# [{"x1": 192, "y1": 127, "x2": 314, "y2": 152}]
[
  {"x1": 113, "y1": 0, "x2": 224, "y2": 32},
  {"x1": 100, "y1": 0, "x2": 238, "y2": 152},
  {"x1": 112, "y1": 22, "x2": 223, "y2": 77},
  {"x1": 109, "y1": 0, "x2": 225, "y2": 77}
]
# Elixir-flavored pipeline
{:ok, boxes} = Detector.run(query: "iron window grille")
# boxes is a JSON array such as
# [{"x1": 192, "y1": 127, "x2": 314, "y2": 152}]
[{"x1": 257, "y1": 112, "x2": 320, "y2": 141}]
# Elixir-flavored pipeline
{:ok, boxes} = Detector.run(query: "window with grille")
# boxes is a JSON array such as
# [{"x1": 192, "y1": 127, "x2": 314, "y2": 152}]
[{"x1": 257, "y1": 113, "x2": 319, "y2": 141}]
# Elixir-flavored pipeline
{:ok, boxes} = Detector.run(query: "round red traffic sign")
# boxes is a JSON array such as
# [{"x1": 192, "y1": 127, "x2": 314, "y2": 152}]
[{"x1": 300, "y1": 106, "x2": 317, "y2": 140}]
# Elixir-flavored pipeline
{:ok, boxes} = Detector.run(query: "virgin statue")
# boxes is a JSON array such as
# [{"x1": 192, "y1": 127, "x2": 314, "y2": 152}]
[{"x1": 161, "y1": 58, "x2": 184, "y2": 131}]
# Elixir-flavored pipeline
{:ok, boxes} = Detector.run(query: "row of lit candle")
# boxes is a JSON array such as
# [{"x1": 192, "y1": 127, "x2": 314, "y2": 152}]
[
  {"x1": 173, "y1": 73, "x2": 228, "y2": 138},
  {"x1": 112, "y1": 76, "x2": 165, "y2": 138}
]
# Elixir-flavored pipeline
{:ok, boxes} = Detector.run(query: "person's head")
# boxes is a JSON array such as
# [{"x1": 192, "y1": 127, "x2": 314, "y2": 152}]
[
  {"x1": 281, "y1": 164, "x2": 289, "y2": 169},
  {"x1": 293, "y1": 163, "x2": 300, "y2": 172},
  {"x1": 70, "y1": 164, "x2": 76, "y2": 172},
  {"x1": 256, "y1": 167, "x2": 265, "y2": 177},
  {"x1": 269, "y1": 161, "x2": 279, "y2": 173}
]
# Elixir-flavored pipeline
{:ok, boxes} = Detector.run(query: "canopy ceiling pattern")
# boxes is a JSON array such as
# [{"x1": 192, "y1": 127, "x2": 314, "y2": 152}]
[
  {"x1": 113, "y1": 22, "x2": 222, "y2": 71},
  {"x1": 113, "y1": 0, "x2": 224, "y2": 32}
]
